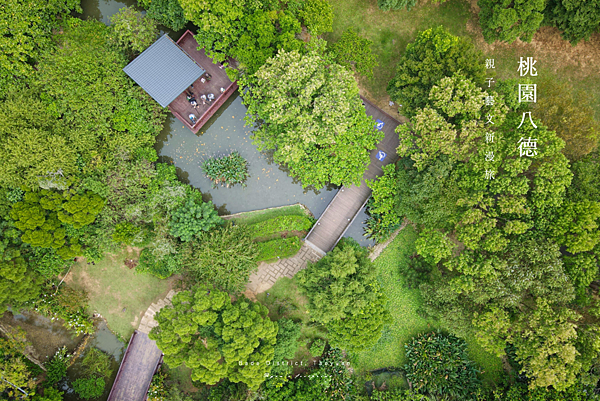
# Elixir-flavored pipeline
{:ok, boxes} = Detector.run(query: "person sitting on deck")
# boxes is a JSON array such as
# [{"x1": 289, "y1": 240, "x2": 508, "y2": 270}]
[
  {"x1": 206, "y1": 73, "x2": 212, "y2": 81},
  {"x1": 190, "y1": 99, "x2": 198, "y2": 108},
  {"x1": 207, "y1": 93, "x2": 215, "y2": 102},
  {"x1": 188, "y1": 113, "x2": 197, "y2": 124},
  {"x1": 200, "y1": 94, "x2": 207, "y2": 105}
]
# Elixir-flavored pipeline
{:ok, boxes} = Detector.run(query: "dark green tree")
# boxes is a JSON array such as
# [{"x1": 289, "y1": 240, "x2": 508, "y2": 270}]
[
  {"x1": 545, "y1": 0, "x2": 600, "y2": 44},
  {"x1": 299, "y1": 0, "x2": 333, "y2": 35},
  {"x1": 387, "y1": 27, "x2": 487, "y2": 118},
  {"x1": 478, "y1": 0, "x2": 546, "y2": 43}
]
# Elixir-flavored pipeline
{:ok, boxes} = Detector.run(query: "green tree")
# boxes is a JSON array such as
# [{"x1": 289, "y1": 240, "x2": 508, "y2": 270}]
[
  {"x1": 544, "y1": 0, "x2": 600, "y2": 44},
  {"x1": 138, "y1": 0, "x2": 188, "y2": 31},
  {"x1": 550, "y1": 200, "x2": 600, "y2": 254},
  {"x1": 326, "y1": 291, "x2": 390, "y2": 352},
  {"x1": 182, "y1": 224, "x2": 258, "y2": 293},
  {"x1": 403, "y1": 332, "x2": 480, "y2": 400},
  {"x1": 478, "y1": 0, "x2": 546, "y2": 43},
  {"x1": 299, "y1": 0, "x2": 333, "y2": 35},
  {"x1": 242, "y1": 49, "x2": 383, "y2": 188},
  {"x1": 365, "y1": 164, "x2": 402, "y2": 242},
  {"x1": 0, "y1": 0, "x2": 81, "y2": 95},
  {"x1": 387, "y1": 27, "x2": 487, "y2": 118},
  {"x1": 377, "y1": 0, "x2": 417, "y2": 11},
  {"x1": 169, "y1": 198, "x2": 222, "y2": 241},
  {"x1": 179, "y1": 0, "x2": 303, "y2": 74},
  {"x1": 329, "y1": 28, "x2": 379, "y2": 78},
  {"x1": 149, "y1": 286, "x2": 278, "y2": 390},
  {"x1": 296, "y1": 239, "x2": 381, "y2": 324},
  {"x1": 109, "y1": 6, "x2": 158, "y2": 53},
  {"x1": 0, "y1": 328, "x2": 36, "y2": 399},
  {"x1": 0, "y1": 252, "x2": 40, "y2": 313}
]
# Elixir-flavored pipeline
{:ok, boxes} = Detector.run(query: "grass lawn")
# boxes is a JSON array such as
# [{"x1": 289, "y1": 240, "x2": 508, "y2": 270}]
[
  {"x1": 225, "y1": 203, "x2": 311, "y2": 225},
  {"x1": 324, "y1": 0, "x2": 600, "y2": 119},
  {"x1": 66, "y1": 248, "x2": 176, "y2": 340},
  {"x1": 354, "y1": 225, "x2": 504, "y2": 388}
]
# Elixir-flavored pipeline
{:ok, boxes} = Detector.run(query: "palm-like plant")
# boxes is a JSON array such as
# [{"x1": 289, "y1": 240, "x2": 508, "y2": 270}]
[{"x1": 201, "y1": 151, "x2": 250, "y2": 188}]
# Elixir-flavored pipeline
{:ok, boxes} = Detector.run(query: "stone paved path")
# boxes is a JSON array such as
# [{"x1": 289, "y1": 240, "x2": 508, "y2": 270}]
[
  {"x1": 138, "y1": 289, "x2": 176, "y2": 334},
  {"x1": 246, "y1": 243, "x2": 323, "y2": 295}
]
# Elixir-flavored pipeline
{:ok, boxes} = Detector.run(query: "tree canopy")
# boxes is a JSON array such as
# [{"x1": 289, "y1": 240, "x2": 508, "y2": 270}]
[
  {"x1": 149, "y1": 286, "x2": 278, "y2": 390},
  {"x1": 242, "y1": 49, "x2": 382, "y2": 188},
  {"x1": 387, "y1": 27, "x2": 487, "y2": 118},
  {"x1": 478, "y1": 0, "x2": 546, "y2": 43},
  {"x1": 544, "y1": 0, "x2": 600, "y2": 44}
]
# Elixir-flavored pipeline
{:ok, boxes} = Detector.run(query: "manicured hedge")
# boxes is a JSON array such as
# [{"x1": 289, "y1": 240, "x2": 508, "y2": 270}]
[
  {"x1": 256, "y1": 237, "x2": 302, "y2": 262},
  {"x1": 248, "y1": 215, "x2": 313, "y2": 238}
]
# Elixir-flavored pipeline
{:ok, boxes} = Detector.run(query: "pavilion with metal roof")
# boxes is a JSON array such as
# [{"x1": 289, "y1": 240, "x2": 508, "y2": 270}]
[{"x1": 123, "y1": 34, "x2": 205, "y2": 107}]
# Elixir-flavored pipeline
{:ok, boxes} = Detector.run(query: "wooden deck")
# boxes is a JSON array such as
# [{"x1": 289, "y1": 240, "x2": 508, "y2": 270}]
[
  {"x1": 107, "y1": 331, "x2": 162, "y2": 401},
  {"x1": 304, "y1": 96, "x2": 401, "y2": 254},
  {"x1": 169, "y1": 30, "x2": 238, "y2": 133}
]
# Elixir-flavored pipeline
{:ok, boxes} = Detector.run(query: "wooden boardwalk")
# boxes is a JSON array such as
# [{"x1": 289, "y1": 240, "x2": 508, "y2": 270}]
[
  {"x1": 304, "y1": 97, "x2": 401, "y2": 255},
  {"x1": 107, "y1": 330, "x2": 162, "y2": 401}
]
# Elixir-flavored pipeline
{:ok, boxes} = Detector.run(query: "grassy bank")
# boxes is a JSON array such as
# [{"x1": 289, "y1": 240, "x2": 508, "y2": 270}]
[
  {"x1": 225, "y1": 203, "x2": 310, "y2": 225},
  {"x1": 354, "y1": 225, "x2": 504, "y2": 388},
  {"x1": 67, "y1": 248, "x2": 175, "y2": 339}
]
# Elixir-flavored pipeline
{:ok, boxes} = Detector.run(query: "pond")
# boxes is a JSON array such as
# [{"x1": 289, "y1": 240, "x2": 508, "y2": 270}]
[
  {"x1": 80, "y1": 0, "x2": 374, "y2": 247},
  {"x1": 1, "y1": 310, "x2": 124, "y2": 401},
  {"x1": 155, "y1": 93, "x2": 375, "y2": 246}
]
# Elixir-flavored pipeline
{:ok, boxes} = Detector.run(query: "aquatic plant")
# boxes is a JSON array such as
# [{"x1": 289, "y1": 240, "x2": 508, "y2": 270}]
[{"x1": 201, "y1": 151, "x2": 250, "y2": 188}]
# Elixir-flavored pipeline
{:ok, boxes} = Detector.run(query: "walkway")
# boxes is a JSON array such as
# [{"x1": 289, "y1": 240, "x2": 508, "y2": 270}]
[
  {"x1": 107, "y1": 290, "x2": 175, "y2": 401},
  {"x1": 106, "y1": 331, "x2": 162, "y2": 401},
  {"x1": 304, "y1": 97, "x2": 401, "y2": 255},
  {"x1": 246, "y1": 243, "x2": 323, "y2": 294}
]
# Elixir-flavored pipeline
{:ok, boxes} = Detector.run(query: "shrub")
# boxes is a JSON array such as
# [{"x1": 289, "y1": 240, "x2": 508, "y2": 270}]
[
  {"x1": 32, "y1": 387, "x2": 64, "y2": 401},
  {"x1": 403, "y1": 331, "x2": 480, "y2": 400},
  {"x1": 256, "y1": 237, "x2": 302, "y2": 262},
  {"x1": 45, "y1": 346, "x2": 70, "y2": 385},
  {"x1": 137, "y1": 248, "x2": 182, "y2": 279},
  {"x1": 309, "y1": 339, "x2": 326, "y2": 357},
  {"x1": 81, "y1": 347, "x2": 112, "y2": 378},
  {"x1": 169, "y1": 198, "x2": 222, "y2": 241},
  {"x1": 29, "y1": 282, "x2": 94, "y2": 335},
  {"x1": 112, "y1": 222, "x2": 141, "y2": 245},
  {"x1": 201, "y1": 151, "x2": 250, "y2": 188},
  {"x1": 72, "y1": 376, "x2": 105, "y2": 399},
  {"x1": 247, "y1": 215, "x2": 313, "y2": 238}
]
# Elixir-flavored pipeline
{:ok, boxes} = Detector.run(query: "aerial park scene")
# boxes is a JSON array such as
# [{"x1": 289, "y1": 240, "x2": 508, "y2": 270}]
[{"x1": 1, "y1": 0, "x2": 600, "y2": 400}]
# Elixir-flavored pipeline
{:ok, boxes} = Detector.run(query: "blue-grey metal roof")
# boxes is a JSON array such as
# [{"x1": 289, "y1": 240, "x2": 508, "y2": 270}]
[{"x1": 123, "y1": 34, "x2": 205, "y2": 107}]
